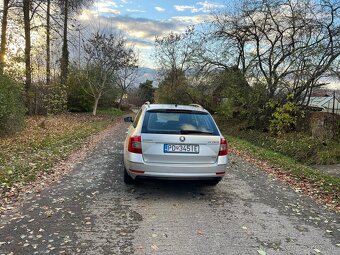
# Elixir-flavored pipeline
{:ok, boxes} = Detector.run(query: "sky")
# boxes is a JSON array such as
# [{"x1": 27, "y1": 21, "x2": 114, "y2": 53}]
[{"x1": 78, "y1": 0, "x2": 229, "y2": 68}]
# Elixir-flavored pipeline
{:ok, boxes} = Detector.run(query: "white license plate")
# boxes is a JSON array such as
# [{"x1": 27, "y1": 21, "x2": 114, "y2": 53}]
[{"x1": 164, "y1": 144, "x2": 199, "y2": 154}]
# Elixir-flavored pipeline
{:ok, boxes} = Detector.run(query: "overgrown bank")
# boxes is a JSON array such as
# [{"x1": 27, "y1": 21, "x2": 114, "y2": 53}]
[
  {"x1": 219, "y1": 123, "x2": 340, "y2": 208},
  {"x1": 218, "y1": 119, "x2": 340, "y2": 165},
  {"x1": 0, "y1": 112, "x2": 122, "y2": 193}
]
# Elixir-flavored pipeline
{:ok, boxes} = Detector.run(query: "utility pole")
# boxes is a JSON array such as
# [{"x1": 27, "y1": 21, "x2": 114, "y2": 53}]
[{"x1": 332, "y1": 90, "x2": 336, "y2": 136}]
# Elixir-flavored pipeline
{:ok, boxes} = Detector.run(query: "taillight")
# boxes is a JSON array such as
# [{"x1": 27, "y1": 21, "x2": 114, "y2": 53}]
[
  {"x1": 219, "y1": 138, "x2": 228, "y2": 156},
  {"x1": 128, "y1": 136, "x2": 142, "y2": 154}
]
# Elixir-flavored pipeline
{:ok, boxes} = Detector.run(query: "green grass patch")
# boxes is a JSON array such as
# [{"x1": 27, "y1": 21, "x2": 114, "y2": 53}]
[
  {"x1": 225, "y1": 134, "x2": 340, "y2": 196},
  {"x1": 0, "y1": 115, "x2": 110, "y2": 191},
  {"x1": 97, "y1": 107, "x2": 125, "y2": 117}
]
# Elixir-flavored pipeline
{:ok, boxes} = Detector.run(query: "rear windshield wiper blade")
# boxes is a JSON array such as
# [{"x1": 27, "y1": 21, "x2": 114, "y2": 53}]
[{"x1": 180, "y1": 130, "x2": 213, "y2": 135}]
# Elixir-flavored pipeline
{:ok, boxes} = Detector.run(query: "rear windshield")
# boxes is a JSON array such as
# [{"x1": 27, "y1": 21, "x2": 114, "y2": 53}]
[{"x1": 141, "y1": 110, "x2": 219, "y2": 135}]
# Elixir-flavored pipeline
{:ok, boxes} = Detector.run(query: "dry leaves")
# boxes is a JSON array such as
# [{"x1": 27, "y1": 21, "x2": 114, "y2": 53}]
[
  {"x1": 230, "y1": 145, "x2": 340, "y2": 212},
  {"x1": 0, "y1": 114, "x2": 120, "y2": 214}
]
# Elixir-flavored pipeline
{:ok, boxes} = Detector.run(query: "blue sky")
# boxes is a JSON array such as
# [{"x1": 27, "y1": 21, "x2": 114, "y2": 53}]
[
  {"x1": 78, "y1": 0, "x2": 229, "y2": 68},
  {"x1": 92, "y1": 0, "x2": 227, "y2": 19}
]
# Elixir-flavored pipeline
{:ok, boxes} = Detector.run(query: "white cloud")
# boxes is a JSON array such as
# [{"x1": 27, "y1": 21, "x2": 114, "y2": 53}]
[
  {"x1": 96, "y1": 0, "x2": 118, "y2": 9},
  {"x1": 174, "y1": 1, "x2": 225, "y2": 13},
  {"x1": 126, "y1": 9, "x2": 145, "y2": 13},
  {"x1": 170, "y1": 15, "x2": 211, "y2": 25},
  {"x1": 155, "y1": 6, "x2": 165, "y2": 12},
  {"x1": 174, "y1": 5, "x2": 195, "y2": 12}
]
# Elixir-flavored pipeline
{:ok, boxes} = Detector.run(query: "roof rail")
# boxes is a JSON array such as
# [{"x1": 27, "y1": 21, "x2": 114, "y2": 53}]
[
  {"x1": 144, "y1": 101, "x2": 150, "y2": 108},
  {"x1": 189, "y1": 103, "x2": 203, "y2": 108}
]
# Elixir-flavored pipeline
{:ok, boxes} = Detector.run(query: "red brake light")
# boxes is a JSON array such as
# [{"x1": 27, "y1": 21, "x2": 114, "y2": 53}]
[
  {"x1": 128, "y1": 136, "x2": 142, "y2": 154},
  {"x1": 219, "y1": 138, "x2": 228, "y2": 156}
]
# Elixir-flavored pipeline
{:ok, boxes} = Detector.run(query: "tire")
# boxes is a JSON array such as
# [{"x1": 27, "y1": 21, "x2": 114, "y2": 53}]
[
  {"x1": 124, "y1": 167, "x2": 135, "y2": 184},
  {"x1": 206, "y1": 179, "x2": 221, "y2": 186}
]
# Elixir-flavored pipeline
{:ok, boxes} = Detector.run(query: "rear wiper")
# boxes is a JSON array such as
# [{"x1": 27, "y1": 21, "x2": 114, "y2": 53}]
[{"x1": 180, "y1": 129, "x2": 213, "y2": 135}]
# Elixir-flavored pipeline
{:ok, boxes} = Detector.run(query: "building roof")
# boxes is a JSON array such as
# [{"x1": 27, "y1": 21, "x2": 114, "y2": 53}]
[{"x1": 305, "y1": 97, "x2": 340, "y2": 114}]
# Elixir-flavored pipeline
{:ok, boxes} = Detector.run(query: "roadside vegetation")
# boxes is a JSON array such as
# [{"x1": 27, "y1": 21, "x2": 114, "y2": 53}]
[
  {"x1": 0, "y1": 113, "x2": 121, "y2": 192},
  {"x1": 224, "y1": 134, "x2": 340, "y2": 206},
  {"x1": 218, "y1": 119, "x2": 340, "y2": 166}
]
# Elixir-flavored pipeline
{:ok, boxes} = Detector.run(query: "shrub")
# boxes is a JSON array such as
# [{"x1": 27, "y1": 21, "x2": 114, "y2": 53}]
[
  {"x1": 269, "y1": 99, "x2": 301, "y2": 135},
  {"x1": 67, "y1": 70, "x2": 93, "y2": 112},
  {"x1": 0, "y1": 74, "x2": 26, "y2": 135}
]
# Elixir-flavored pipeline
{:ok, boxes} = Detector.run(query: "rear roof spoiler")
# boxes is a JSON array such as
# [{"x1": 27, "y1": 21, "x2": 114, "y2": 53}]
[{"x1": 189, "y1": 104, "x2": 203, "y2": 108}]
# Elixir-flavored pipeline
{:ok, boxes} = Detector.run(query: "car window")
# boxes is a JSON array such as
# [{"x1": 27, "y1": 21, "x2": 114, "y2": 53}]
[
  {"x1": 141, "y1": 110, "x2": 219, "y2": 135},
  {"x1": 133, "y1": 109, "x2": 142, "y2": 128}
]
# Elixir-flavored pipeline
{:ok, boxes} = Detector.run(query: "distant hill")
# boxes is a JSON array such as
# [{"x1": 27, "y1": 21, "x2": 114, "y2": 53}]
[{"x1": 134, "y1": 67, "x2": 158, "y2": 88}]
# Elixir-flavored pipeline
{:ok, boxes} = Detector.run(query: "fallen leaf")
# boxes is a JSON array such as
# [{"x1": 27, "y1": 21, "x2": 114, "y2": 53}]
[
  {"x1": 151, "y1": 244, "x2": 159, "y2": 251},
  {"x1": 257, "y1": 249, "x2": 266, "y2": 255},
  {"x1": 313, "y1": 248, "x2": 321, "y2": 253},
  {"x1": 197, "y1": 229, "x2": 203, "y2": 235}
]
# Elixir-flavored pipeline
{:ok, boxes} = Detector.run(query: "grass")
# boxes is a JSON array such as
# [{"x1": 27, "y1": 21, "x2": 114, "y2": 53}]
[
  {"x1": 97, "y1": 107, "x2": 125, "y2": 117},
  {"x1": 225, "y1": 134, "x2": 340, "y2": 198},
  {"x1": 217, "y1": 119, "x2": 340, "y2": 165},
  {"x1": 0, "y1": 113, "x2": 113, "y2": 191}
]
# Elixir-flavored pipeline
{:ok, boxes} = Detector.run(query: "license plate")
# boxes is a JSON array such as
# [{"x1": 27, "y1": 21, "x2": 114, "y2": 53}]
[{"x1": 164, "y1": 144, "x2": 199, "y2": 154}]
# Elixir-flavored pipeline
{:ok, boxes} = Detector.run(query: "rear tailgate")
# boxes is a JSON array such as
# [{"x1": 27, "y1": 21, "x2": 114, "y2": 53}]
[{"x1": 142, "y1": 134, "x2": 220, "y2": 164}]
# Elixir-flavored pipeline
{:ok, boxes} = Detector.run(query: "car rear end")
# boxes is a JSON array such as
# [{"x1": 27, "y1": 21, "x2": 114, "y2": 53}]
[{"x1": 124, "y1": 104, "x2": 228, "y2": 183}]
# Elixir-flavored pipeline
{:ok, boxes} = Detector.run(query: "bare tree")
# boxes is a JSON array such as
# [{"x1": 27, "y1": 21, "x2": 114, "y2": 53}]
[
  {"x1": 82, "y1": 32, "x2": 135, "y2": 115},
  {"x1": 154, "y1": 28, "x2": 195, "y2": 102},
  {"x1": 116, "y1": 61, "x2": 138, "y2": 110},
  {"x1": 206, "y1": 0, "x2": 340, "y2": 102}
]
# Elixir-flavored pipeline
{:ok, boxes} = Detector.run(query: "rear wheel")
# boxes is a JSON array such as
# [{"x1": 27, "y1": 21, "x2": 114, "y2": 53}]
[
  {"x1": 124, "y1": 167, "x2": 135, "y2": 184},
  {"x1": 206, "y1": 179, "x2": 221, "y2": 186}
]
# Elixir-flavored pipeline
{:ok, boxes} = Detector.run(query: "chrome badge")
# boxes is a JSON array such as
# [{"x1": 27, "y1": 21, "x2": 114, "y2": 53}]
[{"x1": 179, "y1": 136, "x2": 186, "y2": 142}]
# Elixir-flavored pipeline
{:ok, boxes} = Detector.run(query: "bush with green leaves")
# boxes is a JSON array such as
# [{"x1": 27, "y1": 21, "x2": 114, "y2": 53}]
[
  {"x1": 269, "y1": 98, "x2": 302, "y2": 135},
  {"x1": 67, "y1": 69, "x2": 94, "y2": 112},
  {"x1": 0, "y1": 74, "x2": 26, "y2": 135}
]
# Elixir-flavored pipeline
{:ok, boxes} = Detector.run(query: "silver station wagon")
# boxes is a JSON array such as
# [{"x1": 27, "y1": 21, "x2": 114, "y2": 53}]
[{"x1": 123, "y1": 103, "x2": 228, "y2": 185}]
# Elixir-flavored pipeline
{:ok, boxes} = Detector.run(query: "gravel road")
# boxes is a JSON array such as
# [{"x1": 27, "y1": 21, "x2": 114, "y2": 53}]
[{"x1": 0, "y1": 120, "x2": 339, "y2": 255}]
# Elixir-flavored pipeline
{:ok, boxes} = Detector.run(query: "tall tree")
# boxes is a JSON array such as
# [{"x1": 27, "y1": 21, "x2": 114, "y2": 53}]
[
  {"x1": 60, "y1": 0, "x2": 68, "y2": 85},
  {"x1": 0, "y1": 0, "x2": 10, "y2": 74},
  {"x1": 154, "y1": 28, "x2": 195, "y2": 103},
  {"x1": 116, "y1": 62, "x2": 138, "y2": 110},
  {"x1": 59, "y1": 0, "x2": 93, "y2": 85},
  {"x1": 82, "y1": 32, "x2": 135, "y2": 115},
  {"x1": 23, "y1": 0, "x2": 31, "y2": 107},
  {"x1": 46, "y1": 0, "x2": 51, "y2": 84}
]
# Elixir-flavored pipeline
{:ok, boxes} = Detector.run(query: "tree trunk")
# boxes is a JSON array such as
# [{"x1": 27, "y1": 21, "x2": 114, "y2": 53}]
[
  {"x1": 118, "y1": 91, "x2": 124, "y2": 110},
  {"x1": 0, "y1": 0, "x2": 10, "y2": 74},
  {"x1": 23, "y1": 0, "x2": 32, "y2": 113},
  {"x1": 60, "y1": 0, "x2": 69, "y2": 85},
  {"x1": 46, "y1": 0, "x2": 51, "y2": 84},
  {"x1": 93, "y1": 96, "x2": 100, "y2": 116}
]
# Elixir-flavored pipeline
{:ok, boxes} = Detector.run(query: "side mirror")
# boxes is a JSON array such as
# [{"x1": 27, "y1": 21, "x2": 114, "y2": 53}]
[{"x1": 124, "y1": 116, "x2": 133, "y2": 123}]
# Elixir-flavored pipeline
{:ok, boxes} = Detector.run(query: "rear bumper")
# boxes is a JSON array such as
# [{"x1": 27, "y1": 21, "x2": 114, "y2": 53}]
[{"x1": 125, "y1": 153, "x2": 228, "y2": 180}]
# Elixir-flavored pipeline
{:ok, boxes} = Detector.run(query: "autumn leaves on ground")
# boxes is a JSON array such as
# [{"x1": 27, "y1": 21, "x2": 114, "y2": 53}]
[{"x1": 0, "y1": 112, "x2": 123, "y2": 212}]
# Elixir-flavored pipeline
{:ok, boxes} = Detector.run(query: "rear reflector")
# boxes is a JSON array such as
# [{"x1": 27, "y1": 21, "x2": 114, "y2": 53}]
[
  {"x1": 218, "y1": 138, "x2": 228, "y2": 156},
  {"x1": 216, "y1": 172, "x2": 225, "y2": 175},
  {"x1": 129, "y1": 169, "x2": 145, "y2": 174}
]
